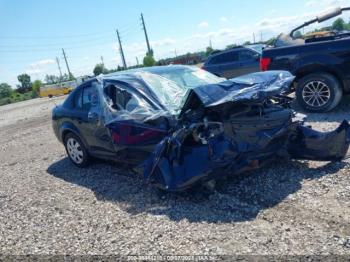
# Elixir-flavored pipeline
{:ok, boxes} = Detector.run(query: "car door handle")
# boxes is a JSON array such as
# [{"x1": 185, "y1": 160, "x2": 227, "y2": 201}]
[
  {"x1": 71, "y1": 116, "x2": 83, "y2": 121},
  {"x1": 88, "y1": 112, "x2": 99, "y2": 122},
  {"x1": 71, "y1": 116, "x2": 83, "y2": 122}
]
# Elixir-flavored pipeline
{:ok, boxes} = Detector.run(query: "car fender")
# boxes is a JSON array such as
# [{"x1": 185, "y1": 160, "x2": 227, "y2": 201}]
[
  {"x1": 293, "y1": 53, "x2": 345, "y2": 85},
  {"x1": 59, "y1": 121, "x2": 89, "y2": 149}
]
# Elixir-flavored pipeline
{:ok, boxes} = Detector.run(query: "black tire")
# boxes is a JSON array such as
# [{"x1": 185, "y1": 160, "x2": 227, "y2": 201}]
[
  {"x1": 48, "y1": 94, "x2": 53, "y2": 98},
  {"x1": 296, "y1": 73, "x2": 342, "y2": 112},
  {"x1": 64, "y1": 133, "x2": 90, "y2": 167}
]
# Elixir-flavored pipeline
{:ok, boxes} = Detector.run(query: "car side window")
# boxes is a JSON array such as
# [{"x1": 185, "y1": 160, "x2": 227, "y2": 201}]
[
  {"x1": 239, "y1": 50, "x2": 258, "y2": 61},
  {"x1": 73, "y1": 83, "x2": 98, "y2": 111},
  {"x1": 209, "y1": 51, "x2": 238, "y2": 65},
  {"x1": 104, "y1": 84, "x2": 140, "y2": 112},
  {"x1": 82, "y1": 83, "x2": 99, "y2": 111}
]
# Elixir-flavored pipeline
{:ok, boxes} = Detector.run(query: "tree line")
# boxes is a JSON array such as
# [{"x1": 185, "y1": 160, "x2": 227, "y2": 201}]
[{"x1": 0, "y1": 74, "x2": 43, "y2": 106}]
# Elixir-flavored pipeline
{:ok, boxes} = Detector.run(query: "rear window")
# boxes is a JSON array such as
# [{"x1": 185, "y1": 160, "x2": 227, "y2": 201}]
[{"x1": 208, "y1": 51, "x2": 238, "y2": 65}]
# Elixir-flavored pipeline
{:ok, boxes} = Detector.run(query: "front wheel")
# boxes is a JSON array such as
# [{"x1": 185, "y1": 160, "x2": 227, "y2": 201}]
[
  {"x1": 296, "y1": 73, "x2": 342, "y2": 112},
  {"x1": 64, "y1": 133, "x2": 90, "y2": 167}
]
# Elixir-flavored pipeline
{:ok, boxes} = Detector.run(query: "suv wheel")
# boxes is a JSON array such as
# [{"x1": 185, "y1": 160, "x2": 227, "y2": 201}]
[
  {"x1": 64, "y1": 133, "x2": 90, "y2": 167},
  {"x1": 296, "y1": 73, "x2": 342, "y2": 112}
]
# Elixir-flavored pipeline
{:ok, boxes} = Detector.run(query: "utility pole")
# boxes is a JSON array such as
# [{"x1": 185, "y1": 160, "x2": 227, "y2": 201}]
[
  {"x1": 141, "y1": 13, "x2": 151, "y2": 54},
  {"x1": 260, "y1": 32, "x2": 263, "y2": 43},
  {"x1": 100, "y1": 56, "x2": 104, "y2": 66},
  {"x1": 174, "y1": 49, "x2": 178, "y2": 58},
  {"x1": 62, "y1": 48, "x2": 72, "y2": 80},
  {"x1": 253, "y1": 33, "x2": 256, "y2": 44},
  {"x1": 135, "y1": 57, "x2": 139, "y2": 66},
  {"x1": 116, "y1": 30, "x2": 127, "y2": 69},
  {"x1": 209, "y1": 37, "x2": 213, "y2": 49},
  {"x1": 56, "y1": 57, "x2": 63, "y2": 82}
]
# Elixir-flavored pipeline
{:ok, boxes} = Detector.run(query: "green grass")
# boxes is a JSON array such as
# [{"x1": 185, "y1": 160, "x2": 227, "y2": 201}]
[{"x1": 0, "y1": 91, "x2": 38, "y2": 106}]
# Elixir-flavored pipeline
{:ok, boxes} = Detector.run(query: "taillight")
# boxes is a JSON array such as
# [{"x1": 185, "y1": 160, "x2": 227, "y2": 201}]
[{"x1": 260, "y1": 57, "x2": 271, "y2": 71}]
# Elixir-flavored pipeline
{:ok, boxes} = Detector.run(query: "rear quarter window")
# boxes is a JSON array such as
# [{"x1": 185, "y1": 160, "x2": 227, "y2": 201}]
[
  {"x1": 62, "y1": 89, "x2": 77, "y2": 109},
  {"x1": 238, "y1": 49, "x2": 258, "y2": 61},
  {"x1": 208, "y1": 51, "x2": 239, "y2": 65}
]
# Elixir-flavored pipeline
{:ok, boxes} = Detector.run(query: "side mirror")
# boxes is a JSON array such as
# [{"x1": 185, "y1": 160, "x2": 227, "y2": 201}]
[
  {"x1": 88, "y1": 111, "x2": 99, "y2": 122},
  {"x1": 254, "y1": 53, "x2": 260, "y2": 61}
]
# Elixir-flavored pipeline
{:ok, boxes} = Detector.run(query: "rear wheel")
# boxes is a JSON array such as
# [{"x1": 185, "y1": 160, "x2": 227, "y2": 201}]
[
  {"x1": 64, "y1": 133, "x2": 90, "y2": 167},
  {"x1": 296, "y1": 73, "x2": 342, "y2": 112}
]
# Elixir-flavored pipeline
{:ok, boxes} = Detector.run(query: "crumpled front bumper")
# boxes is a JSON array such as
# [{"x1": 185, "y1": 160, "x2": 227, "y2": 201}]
[
  {"x1": 287, "y1": 120, "x2": 350, "y2": 161},
  {"x1": 143, "y1": 120, "x2": 350, "y2": 191}
]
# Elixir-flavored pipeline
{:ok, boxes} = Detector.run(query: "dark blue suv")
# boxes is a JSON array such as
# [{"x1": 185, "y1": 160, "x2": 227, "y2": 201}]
[{"x1": 203, "y1": 45, "x2": 263, "y2": 79}]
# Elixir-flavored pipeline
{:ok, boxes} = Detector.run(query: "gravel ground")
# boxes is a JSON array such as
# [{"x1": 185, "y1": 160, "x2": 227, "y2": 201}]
[{"x1": 0, "y1": 95, "x2": 350, "y2": 256}]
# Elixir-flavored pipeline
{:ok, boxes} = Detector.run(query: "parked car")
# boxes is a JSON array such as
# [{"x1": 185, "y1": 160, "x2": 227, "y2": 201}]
[
  {"x1": 52, "y1": 66, "x2": 350, "y2": 191},
  {"x1": 261, "y1": 6, "x2": 350, "y2": 112},
  {"x1": 202, "y1": 45, "x2": 263, "y2": 79}
]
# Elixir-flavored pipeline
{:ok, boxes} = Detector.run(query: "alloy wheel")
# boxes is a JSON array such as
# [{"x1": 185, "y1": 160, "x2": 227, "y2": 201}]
[
  {"x1": 302, "y1": 81, "x2": 331, "y2": 108},
  {"x1": 66, "y1": 137, "x2": 84, "y2": 164}
]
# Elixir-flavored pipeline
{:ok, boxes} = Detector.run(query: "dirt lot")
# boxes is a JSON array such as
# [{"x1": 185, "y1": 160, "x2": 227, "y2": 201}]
[{"x1": 0, "y1": 95, "x2": 350, "y2": 255}]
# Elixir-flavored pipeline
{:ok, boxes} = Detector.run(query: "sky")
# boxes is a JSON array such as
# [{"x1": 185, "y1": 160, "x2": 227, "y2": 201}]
[{"x1": 0, "y1": 0, "x2": 349, "y2": 86}]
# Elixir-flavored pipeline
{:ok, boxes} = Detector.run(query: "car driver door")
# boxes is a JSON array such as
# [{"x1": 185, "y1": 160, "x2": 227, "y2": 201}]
[{"x1": 74, "y1": 81, "x2": 116, "y2": 158}]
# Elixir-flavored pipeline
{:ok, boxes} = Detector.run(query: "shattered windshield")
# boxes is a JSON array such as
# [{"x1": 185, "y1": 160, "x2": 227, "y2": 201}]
[
  {"x1": 135, "y1": 72, "x2": 190, "y2": 114},
  {"x1": 154, "y1": 67, "x2": 224, "y2": 89}
]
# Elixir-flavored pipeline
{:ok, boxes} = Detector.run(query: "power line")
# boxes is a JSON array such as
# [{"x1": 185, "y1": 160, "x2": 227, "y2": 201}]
[
  {"x1": 118, "y1": 23, "x2": 141, "y2": 35},
  {"x1": 0, "y1": 40, "x2": 116, "y2": 53},
  {"x1": 0, "y1": 30, "x2": 115, "y2": 40},
  {"x1": 0, "y1": 21, "x2": 142, "y2": 40},
  {"x1": 0, "y1": 35, "x2": 116, "y2": 49}
]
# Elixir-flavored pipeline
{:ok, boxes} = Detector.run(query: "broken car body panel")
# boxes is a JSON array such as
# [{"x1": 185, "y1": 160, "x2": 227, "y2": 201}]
[{"x1": 53, "y1": 67, "x2": 350, "y2": 191}]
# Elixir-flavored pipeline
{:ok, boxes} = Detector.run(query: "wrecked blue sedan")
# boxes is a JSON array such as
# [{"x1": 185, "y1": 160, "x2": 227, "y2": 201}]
[{"x1": 52, "y1": 66, "x2": 350, "y2": 191}]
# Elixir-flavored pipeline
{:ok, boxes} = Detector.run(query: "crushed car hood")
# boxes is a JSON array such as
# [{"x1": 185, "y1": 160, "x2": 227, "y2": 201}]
[
  {"x1": 188, "y1": 71, "x2": 294, "y2": 106},
  {"x1": 180, "y1": 71, "x2": 295, "y2": 117}
]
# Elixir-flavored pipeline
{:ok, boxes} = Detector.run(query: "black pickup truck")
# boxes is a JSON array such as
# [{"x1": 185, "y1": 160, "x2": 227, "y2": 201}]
[{"x1": 261, "y1": 7, "x2": 350, "y2": 112}]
